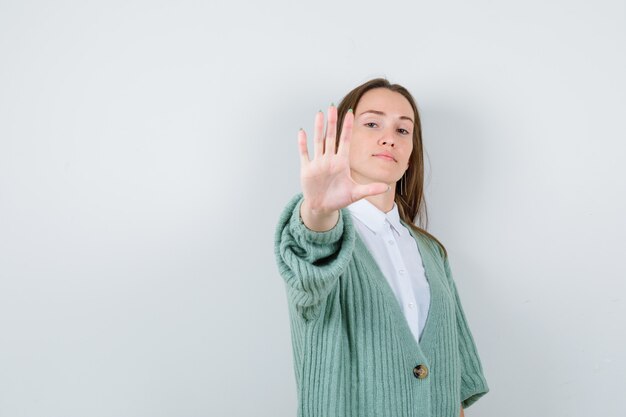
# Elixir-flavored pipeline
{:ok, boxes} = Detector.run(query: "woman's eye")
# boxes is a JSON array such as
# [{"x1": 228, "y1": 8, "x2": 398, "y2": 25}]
[
  {"x1": 398, "y1": 128, "x2": 410, "y2": 135},
  {"x1": 365, "y1": 122, "x2": 378, "y2": 128}
]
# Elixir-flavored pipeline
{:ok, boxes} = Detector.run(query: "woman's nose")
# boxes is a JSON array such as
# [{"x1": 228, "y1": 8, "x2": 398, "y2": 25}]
[{"x1": 378, "y1": 131, "x2": 395, "y2": 147}]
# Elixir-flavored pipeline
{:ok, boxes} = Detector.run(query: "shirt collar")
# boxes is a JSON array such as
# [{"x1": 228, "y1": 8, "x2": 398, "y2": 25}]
[{"x1": 347, "y1": 198, "x2": 408, "y2": 237}]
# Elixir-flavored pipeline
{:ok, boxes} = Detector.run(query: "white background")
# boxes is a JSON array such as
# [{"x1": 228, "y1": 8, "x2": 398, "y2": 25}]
[{"x1": 1, "y1": 1, "x2": 624, "y2": 416}]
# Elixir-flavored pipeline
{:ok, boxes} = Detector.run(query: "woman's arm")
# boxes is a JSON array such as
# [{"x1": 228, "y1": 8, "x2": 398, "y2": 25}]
[
  {"x1": 275, "y1": 193, "x2": 353, "y2": 317},
  {"x1": 274, "y1": 105, "x2": 393, "y2": 318},
  {"x1": 442, "y1": 256, "x2": 490, "y2": 408}
]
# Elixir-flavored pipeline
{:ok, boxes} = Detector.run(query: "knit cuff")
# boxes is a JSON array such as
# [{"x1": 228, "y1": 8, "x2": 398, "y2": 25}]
[
  {"x1": 460, "y1": 367, "x2": 489, "y2": 408},
  {"x1": 274, "y1": 193, "x2": 356, "y2": 312}
]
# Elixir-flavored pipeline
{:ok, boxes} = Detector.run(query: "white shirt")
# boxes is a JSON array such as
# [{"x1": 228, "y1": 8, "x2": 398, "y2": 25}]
[{"x1": 347, "y1": 198, "x2": 431, "y2": 343}]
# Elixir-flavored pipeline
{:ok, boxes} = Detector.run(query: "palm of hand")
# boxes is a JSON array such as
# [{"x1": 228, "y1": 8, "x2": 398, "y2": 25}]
[{"x1": 300, "y1": 149, "x2": 359, "y2": 213}]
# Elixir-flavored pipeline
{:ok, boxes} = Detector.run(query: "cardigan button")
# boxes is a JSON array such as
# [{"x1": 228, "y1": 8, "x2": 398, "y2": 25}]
[{"x1": 413, "y1": 364, "x2": 429, "y2": 379}]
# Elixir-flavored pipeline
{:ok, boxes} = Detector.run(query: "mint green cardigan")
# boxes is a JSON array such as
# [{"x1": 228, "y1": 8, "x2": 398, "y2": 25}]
[{"x1": 274, "y1": 193, "x2": 489, "y2": 417}]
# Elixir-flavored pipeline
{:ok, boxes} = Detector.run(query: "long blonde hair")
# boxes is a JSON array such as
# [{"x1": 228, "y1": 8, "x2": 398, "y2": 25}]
[{"x1": 336, "y1": 78, "x2": 447, "y2": 258}]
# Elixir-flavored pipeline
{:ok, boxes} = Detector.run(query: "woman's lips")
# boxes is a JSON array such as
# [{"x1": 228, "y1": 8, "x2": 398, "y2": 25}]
[{"x1": 373, "y1": 154, "x2": 396, "y2": 162}]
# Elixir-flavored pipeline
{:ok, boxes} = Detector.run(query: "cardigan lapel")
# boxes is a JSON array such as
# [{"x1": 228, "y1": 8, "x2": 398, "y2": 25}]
[
  {"x1": 352, "y1": 220, "x2": 450, "y2": 351},
  {"x1": 401, "y1": 222, "x2": 455, "y2": 349},
  {"x1": 352, "y1": 231, "x2": 440, "y2": 356}
]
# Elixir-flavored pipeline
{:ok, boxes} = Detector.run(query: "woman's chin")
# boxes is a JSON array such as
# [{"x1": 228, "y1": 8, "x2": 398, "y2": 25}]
[{"x1": 351, "y1": 170, "x2": 401, "y2": 186}]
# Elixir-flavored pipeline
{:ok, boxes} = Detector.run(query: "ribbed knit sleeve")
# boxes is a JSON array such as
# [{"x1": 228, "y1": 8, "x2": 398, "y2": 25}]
[
  {"x1": 274, "y1": 193, "x2": 356, "y2": 316},
  {"x1": 443, "y1": 257, "x2": 490, "y2": 409}
]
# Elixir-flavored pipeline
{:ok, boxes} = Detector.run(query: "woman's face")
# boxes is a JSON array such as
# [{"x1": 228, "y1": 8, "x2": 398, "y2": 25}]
[{"x1": 349, "y1": 88, "x2": 415, "y2": 187}]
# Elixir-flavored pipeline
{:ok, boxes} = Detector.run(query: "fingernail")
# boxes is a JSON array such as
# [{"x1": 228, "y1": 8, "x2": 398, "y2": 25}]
[
  {"x1": 387, "y1": 185, "x2": 391, "y2": 192},
  {"x1": 348, "y1": 108, "x2": 353, "y2": 113},
  {"x1": 299, "y1": 127, "x2": 303, "y2": 131},
  {"x1": 330, "y1": 102, "x2": 335, "y2": 107}
]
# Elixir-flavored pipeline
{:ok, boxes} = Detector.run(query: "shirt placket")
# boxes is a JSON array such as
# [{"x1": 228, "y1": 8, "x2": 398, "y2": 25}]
[{"x1": 382, "y1": 220, "x2": 421, "y2": 342}]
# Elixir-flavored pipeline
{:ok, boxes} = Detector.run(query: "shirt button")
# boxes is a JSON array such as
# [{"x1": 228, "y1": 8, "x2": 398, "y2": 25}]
[
  {"x1": 408, "y1": 302, "x2": 415, "y2": 309},
  {"x1": 413, "y1": 364, "x2": 429, "y2": 379},
  {"x1": 399, "y1": 269, "x2": 405, "y2": 275},
  {"x1": 388, "y1": 240, "x2": 394, "y2": 245}
]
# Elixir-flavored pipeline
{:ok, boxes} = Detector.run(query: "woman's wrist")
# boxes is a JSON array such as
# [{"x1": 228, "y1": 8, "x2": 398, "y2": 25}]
[{"x1": 300, "y1": 199, "x2": 339, "y2": 232}]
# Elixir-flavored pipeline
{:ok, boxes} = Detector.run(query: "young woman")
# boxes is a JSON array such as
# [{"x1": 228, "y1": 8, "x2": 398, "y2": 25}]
[{"x1": 274, "y1": 78, "x2": 489, "y2": 417}]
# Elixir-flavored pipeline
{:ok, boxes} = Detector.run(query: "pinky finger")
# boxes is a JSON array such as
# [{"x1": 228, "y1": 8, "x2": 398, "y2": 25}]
[{"x1": 298, "y1": 128, "x2": 310, "y2": 165}]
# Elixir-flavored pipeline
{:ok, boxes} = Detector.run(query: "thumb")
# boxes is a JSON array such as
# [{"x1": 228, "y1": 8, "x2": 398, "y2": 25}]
[{"x1": 352, "y1": 182, "x2": 392, "y2": 202}]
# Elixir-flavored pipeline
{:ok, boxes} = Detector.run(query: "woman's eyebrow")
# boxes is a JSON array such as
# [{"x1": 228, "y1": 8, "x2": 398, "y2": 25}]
[{"x1": 358, "y1": 109, "x2": 414, "y2": 124}]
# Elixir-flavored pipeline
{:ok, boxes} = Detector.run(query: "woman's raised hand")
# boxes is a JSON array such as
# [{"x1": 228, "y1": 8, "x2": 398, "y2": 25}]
[{"x1": 297, "y1": 105, "x2": 390, "y2": 231}]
